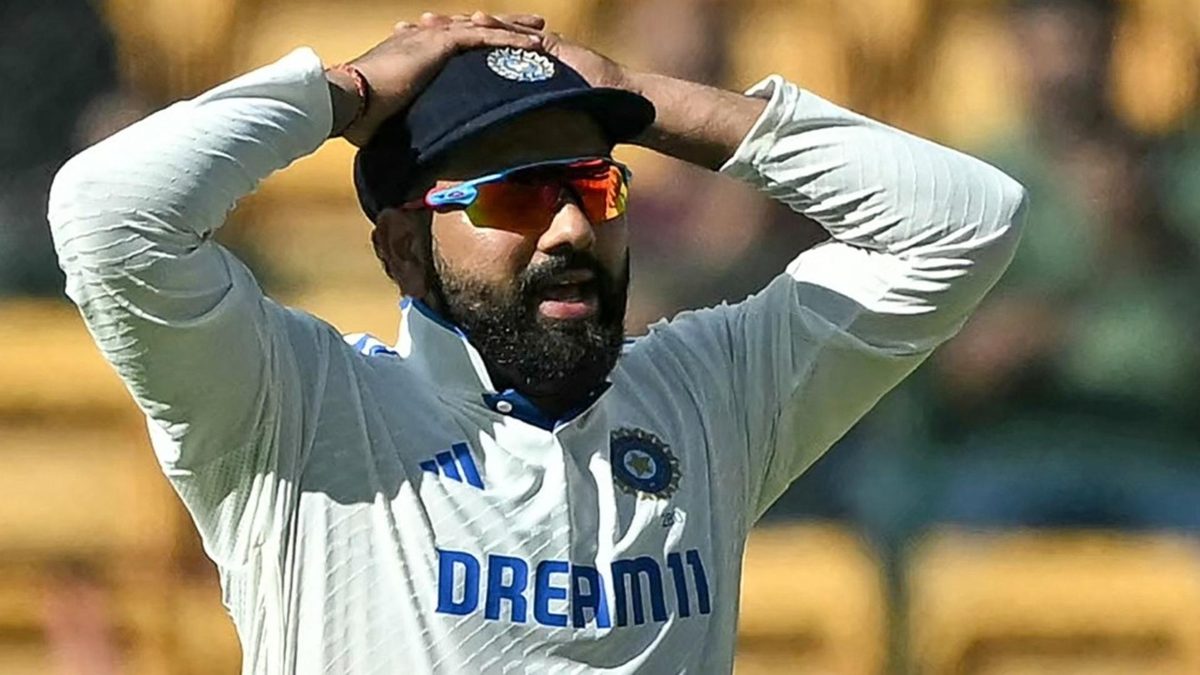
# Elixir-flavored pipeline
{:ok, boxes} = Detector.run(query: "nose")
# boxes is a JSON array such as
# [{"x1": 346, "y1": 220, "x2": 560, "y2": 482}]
[{"x1": 536, "y1": 196, "x2": 596, "y2": 253}]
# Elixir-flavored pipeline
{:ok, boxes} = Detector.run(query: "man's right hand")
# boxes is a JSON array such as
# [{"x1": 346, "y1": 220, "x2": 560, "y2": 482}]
[{"x1": 328, "y1": 11, "x2": 546, "y2": 146}]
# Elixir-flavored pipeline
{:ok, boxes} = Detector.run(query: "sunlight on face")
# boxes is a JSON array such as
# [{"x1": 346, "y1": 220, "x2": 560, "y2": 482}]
[{"x1": 428, "y1": 107, "x2": 628, "y2": 292}]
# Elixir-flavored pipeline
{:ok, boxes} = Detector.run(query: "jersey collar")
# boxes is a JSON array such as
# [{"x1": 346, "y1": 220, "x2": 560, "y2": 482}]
[{"x1": 395, "y1": 297, "x2": 610, "y2": 431}]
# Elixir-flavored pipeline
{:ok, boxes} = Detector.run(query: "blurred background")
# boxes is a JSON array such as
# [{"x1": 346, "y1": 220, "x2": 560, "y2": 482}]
[{"x1": 3, "y1": 0, "x2": 1200, "y2": 673}]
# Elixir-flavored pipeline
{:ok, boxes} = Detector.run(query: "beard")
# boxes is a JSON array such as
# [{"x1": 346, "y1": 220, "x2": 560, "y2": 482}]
[{"x1": 427, "y1": 245, "x2": 629, "y2": 399}]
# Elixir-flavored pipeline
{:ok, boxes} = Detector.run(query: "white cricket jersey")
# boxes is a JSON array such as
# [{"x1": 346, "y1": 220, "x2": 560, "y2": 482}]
[{"x1": 49, "y1": 48, "x2": 1025, "y2": 674}]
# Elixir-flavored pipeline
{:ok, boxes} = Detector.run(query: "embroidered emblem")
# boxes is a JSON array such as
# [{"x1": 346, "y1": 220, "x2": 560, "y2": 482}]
[
  {"x1": 486, "y1": 48, "x2": 555, "y2": 82},
  {"x1": 610, "y1": 428, "x2": 681, "y2": 499}
]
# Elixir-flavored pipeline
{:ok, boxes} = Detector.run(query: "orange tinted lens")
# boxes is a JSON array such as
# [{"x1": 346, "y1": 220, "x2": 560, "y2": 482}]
[
  {"x1": 571, "y1": 164, "x2": 627, "y2": 223},
  {"x1": 463, "y1": 163, "x2": 627, "y2": 231},
  {"x1": 465, "y1": 182, "x2": 559, "y2": 231}
]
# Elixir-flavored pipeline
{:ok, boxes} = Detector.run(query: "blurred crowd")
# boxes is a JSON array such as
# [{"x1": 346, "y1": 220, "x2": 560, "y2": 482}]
[
  {"x1": 764, "y1": 0, "x2": 1200, "y2": 560},
  {"x1": 3, "y1": 0, "x2": 1200, "y2": 671}
]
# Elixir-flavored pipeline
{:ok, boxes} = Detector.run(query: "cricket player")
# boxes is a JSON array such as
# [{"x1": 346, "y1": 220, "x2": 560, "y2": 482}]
[{"x1": 49, "y1": 12, "x2": 1026, "y2": 674}]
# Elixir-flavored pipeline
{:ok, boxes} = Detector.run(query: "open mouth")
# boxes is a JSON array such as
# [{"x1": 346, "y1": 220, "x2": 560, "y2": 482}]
[{"x1": 537, "y1": 272, "x2": 599, "y2": 320}]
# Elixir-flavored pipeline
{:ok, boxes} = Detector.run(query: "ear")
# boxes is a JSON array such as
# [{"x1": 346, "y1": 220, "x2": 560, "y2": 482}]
[{"x1": 372, "y1": 208, "x2": 433, "y2": 298}]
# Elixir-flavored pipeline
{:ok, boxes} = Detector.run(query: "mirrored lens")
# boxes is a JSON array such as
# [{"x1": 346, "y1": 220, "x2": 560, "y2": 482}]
[
  {"x1": 573, "y1": 164, "x2": 628, "y2": 223},
  {"x1": 467, "y1": 182, "x2": 560, "y2": 232},
  {"x1": 460, "y1": 161, "x2": 628, "y2": 232}
]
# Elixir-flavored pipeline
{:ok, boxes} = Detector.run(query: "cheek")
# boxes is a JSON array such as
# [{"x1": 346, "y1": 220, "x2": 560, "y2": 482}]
[
  {"x1": 593, "y1": 217, "x2": 630, "y2": 274},
  {"x1": 431, "y1": 211, "x2": 538, "y2": 284}
]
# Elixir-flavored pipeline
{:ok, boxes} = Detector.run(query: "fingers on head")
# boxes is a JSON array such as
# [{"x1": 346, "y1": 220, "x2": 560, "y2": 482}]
[
  {"x1": 469, "y1": 12, "x2": 545, "y2": 34},
  {"x1": 407, "y1": 12, "x2": 544, "y2": 48},
  {"x1": 446, "y1": 25, "x2": 543, "y2": 50},
  {"x1": 494, "y1": 13, "x2": 546, "y2": 29}
]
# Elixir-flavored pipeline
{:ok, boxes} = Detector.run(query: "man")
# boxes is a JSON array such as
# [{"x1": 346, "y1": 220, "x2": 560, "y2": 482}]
[{"x1": 49, "y1": 11, "x2": 1026, "y2": 674}]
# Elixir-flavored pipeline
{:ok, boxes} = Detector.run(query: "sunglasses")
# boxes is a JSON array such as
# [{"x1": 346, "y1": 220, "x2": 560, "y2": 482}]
[{"x1": 401, "y1": 156, "x2": 631, "y2": 233}]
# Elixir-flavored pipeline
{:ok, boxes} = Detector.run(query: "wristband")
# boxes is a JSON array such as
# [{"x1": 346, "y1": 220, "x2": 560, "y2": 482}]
[{"x1": 329, "y1": 63, "x2": 371, "y2": 136}]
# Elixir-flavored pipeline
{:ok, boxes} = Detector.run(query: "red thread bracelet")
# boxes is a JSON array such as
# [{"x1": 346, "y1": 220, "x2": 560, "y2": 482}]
[{"x1": 330, "y1": 63, "x2": 371, "y2": 134}]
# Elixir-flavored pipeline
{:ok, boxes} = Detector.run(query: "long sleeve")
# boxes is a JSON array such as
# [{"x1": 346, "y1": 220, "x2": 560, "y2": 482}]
[
  {"x1": 47, "y1": 49, "x2": 336, "y2": 564},
  {"x1": 637, "y1": 76, "x2": 1028, "y2": 520}
]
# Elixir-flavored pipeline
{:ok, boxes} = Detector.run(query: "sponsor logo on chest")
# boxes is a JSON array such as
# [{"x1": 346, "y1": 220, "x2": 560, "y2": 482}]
[
  {"x1": 429, "y1": 427, "x2": 709, "y2": 629},
  {"x1": 435, "y1": 548, "x2": 711, "y2": 628}
]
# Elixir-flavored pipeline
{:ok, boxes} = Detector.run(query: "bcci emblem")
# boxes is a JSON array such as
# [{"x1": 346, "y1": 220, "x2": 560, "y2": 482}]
[
  {"x1": 610, "y1": 428, "x2": 681, "y2": 499},
  {"x1": 486, "y1": 48, "x2": 556, "y2": 82}
]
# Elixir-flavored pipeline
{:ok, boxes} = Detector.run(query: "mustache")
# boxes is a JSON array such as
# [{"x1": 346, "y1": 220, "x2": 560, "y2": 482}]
[{"x1": 518, "y1": 252, "x2": 611, "y2": 296}]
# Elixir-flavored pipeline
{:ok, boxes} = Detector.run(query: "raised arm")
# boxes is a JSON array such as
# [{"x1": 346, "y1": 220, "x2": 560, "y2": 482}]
[
  {"x1": 49, "y1": 48, "x2": 333, "y2": 467},
  {"x1": 538, "y1": 25, "x2": 1028, "y2": 518},
  {"x1": 48, "y1": 20, "x2": 545, "y2": 560},
  {"x1": 708, "y1": 76, "x2": 1026, "y2": 517},
  {"x1": 48, "y1": 49, "x2": 337, "y2": 563},
  {"x1": 630, "y1": 71, "x2": 1028, "y2": 350}
]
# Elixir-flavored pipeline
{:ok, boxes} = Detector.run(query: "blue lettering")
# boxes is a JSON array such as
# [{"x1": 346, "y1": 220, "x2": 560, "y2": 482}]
[
  {"x1": 533, "y1": 560, "x2": 569, "y2": 627},
  {"x1": 666, "y1": 552, "x2": 690, "y2": 618},
  {"x1": 571, "y1": 565, "x2": 612, "y2": 628},
  {"x1": 612, "y1": 556, "x2": 667, "y2": 626},
  {"x1": 686, "y1": 549, "x2": 711, "y2": 615},
  {"x1": 434, "y1": 550, "x2": 711, "y2": 627},
  {"x1": 436, "y1": 549, "x2": 480, "y2": 615},
  {"x1": 485, "y1": 554, "x2": 528, "y2": 623}
]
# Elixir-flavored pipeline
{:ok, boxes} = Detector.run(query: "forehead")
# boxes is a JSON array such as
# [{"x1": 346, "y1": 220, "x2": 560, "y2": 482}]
[{"x1": 433, "y1": 107, "x2": 611, "y2": 182}]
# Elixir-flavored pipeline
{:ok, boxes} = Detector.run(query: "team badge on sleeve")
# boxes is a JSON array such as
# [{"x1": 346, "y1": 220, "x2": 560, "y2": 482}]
[
  {"x1": 486, "y1": 48, "x2": 556, "y2": 82},
  {"x1": 610, "y1": 428, "x2": 681, "y2": 499}
]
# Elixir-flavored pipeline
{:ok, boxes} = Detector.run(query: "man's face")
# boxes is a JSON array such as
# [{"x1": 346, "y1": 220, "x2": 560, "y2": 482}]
[{"x1": 375, "y1": 108, "x2": 630, "y2": 400}]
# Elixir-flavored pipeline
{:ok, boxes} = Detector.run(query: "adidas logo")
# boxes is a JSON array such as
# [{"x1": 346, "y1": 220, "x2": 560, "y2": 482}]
[{"x1": 419, "y1": 442, "x2": 484, "y2": 489}]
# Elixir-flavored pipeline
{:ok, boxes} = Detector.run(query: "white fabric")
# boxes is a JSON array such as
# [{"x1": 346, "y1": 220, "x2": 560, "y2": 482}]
[{"x1": 49, "y1": 48, "x2": 1026, "y2": 675}]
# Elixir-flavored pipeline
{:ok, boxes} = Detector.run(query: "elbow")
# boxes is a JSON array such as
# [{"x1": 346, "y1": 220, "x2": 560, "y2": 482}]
[
  {"x1": 966, "y1": 171, "x2": 1028, "y2": 287},
  {"x1": 47, "y1": 147, "x2": 105, "y2": 239},
  {"x1": 48, "y1": 106, "x2": 159, "y2": 237},
  {"x1": 992, "y1": 173, "x2": 1029, "y2": 263},
  {"x1": 965, "y1": 167, "x2": 1028, "y2": 258},
  {"x1": 996, "y1": 172, "x2": 1030, "y2": 239}
]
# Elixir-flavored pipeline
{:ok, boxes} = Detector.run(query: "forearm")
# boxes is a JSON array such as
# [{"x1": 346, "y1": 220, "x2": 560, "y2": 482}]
[
  {"x1": 721, "y1": 77, "x2": 1026, "y2": 258},
  {"x1": 623, "y1": 70, "x2": 767, "y2": 170},
  {"x1": 720, "y1": 76, "x2": 1027, "y2": 351},
  {"x1": 47, "y1": 49, "x2": 333, "y2": 442},
  {"x1": 52, "y1": 48, "x2": 332, "y2": 251},
  {"x1": 326, "y1": 67, "x2": 364, "y2": 139}
]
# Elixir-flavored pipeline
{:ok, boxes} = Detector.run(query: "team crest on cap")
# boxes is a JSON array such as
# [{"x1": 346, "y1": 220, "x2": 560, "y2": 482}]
[
  {"x1": 610, "y1": 428, "x2": 681, "y2": 499},
  {"x1": 486, "y1": 48, "x2": 556, "y2": 82}
]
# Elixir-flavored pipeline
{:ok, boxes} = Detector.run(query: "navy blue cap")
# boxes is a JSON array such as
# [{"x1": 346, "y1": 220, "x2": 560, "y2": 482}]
[{"x1": 353, "y1": 47, "x2": 655, "y2": 222}]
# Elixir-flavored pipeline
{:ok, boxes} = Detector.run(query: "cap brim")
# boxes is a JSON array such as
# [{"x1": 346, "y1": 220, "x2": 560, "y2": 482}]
[{"x1": 416, "y1": 86, "x2": 656, "y2": 169}]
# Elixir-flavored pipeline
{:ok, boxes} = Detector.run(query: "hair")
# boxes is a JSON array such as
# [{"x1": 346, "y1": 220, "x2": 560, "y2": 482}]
[{"x1": 369, "y1": 156, "x2": 443, "y2": 290}]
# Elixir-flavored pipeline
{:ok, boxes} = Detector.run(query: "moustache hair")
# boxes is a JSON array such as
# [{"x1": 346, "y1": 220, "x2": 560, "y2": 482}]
[{"x1": 518, "y1": 251, "x2": 612, "y2": 296}]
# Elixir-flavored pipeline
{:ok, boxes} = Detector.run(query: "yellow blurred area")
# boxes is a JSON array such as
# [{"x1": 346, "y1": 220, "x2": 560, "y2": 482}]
[
  {"x1": 5, "y1": 0, "x2": 1200, "y2": 672},
  {"x1": 908, "y1": 530, "x2": 1200, "y2": 674}
]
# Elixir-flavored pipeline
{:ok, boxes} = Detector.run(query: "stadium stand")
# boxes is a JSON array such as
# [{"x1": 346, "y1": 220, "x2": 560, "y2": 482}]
[
  {"x1": 0, "y1": 301, "x2": 185, "y2": 673},
  {"x1": 907, "y1": 529, "x2": 1200, "y2": 675},
  {"x1": 736, "y1": 523, "x2": 887, "y2": 675},
  {"x1": 0, "y1": 427, "x2": 182, "y2": 670}
]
